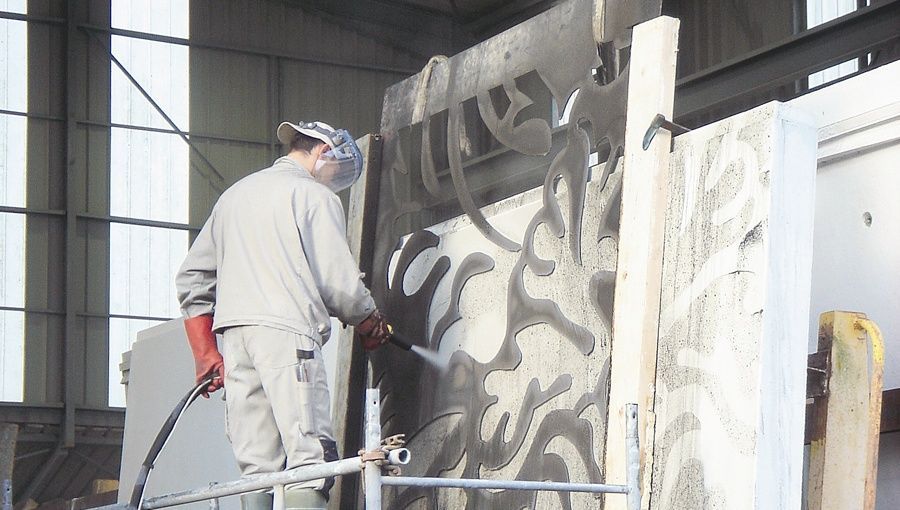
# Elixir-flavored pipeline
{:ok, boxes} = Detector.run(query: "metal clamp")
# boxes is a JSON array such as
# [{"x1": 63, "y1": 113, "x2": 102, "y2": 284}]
[{"x1": 642, "y1": 113, "x2": 690, "y2": 150}]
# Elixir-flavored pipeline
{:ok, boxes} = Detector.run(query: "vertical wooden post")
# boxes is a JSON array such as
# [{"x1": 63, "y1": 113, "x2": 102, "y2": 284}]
[
  {"x1": 807, "y1": 311, "x2": 884, "y2": 510},
  {"x1": 330, "y1": 134, "x2": 383, "y2": 510},
  {"x1": 603, "y1": 15, "x2": 679, "y2": 510}
]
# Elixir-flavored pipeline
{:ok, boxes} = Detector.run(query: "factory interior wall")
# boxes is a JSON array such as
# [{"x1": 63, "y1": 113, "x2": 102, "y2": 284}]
[
  {"x1": 788, "y1": 61, "x2": 900, "y2": 509},
  {"x1": 186, "y1": 0, "x2": 432, "y2": 224},
  {"x1": 663, "y1": 0, "x2": 798, "y2": 78},
  {"x1": 22, "y1": 0, "x2": 112, "y2": 407}
]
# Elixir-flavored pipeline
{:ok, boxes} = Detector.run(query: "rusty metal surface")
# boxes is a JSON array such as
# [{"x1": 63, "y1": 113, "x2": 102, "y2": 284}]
[{"x1": 366, "y1": 0, "x2": 660, "y2": 507}]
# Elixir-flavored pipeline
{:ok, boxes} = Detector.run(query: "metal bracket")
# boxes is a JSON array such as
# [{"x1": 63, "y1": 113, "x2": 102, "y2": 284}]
[
  {"x1": 642, "y1": 113, "x2": 690, "y2": 150},
  {"x1": 807, "y1": 350, "x2": 830, "y2": 399}
]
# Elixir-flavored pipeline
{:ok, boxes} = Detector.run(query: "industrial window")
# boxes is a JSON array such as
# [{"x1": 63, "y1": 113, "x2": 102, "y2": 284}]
[
  {"x1": 108, "y1": 0, "x2": 189, "y2": 407},
  {"x1": 806, "y1": 0, "x2": 865, "y2": 88},
  {"x1": 0, "y1": 0, "x2": 27, "y2": 402}
]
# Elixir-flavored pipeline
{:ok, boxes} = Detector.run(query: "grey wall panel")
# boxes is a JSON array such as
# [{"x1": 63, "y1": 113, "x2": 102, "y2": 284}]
[
  {"x1": 84, "y1": 315, "x2": 110, "y2": 408},
  {"x1": 663, "y1": 0, "x2": 796, "y2": 77},
  {"x1": 24, "y1": 1, "x2": 69, "y2": 405},
  {"x1": 23, "y1": 215, "x2": 66, "y2": 403},
  {"x1": 188, "y1": 0, "x2": 427, "y2": 223},
  {"x1": 278, "y1": 60, "x2": 397, "y2": 137},
  {"x1": 68, "y1": 0, "x2": 111, "y2": 409},
  {"x1": 83, "y1": 127, "x2": 111, "y2": 215},
  {"x1": 189, "y1": 49, "x2": 270, "y2": 141},
  {"x1": 191, "y1": 0, "x2": 424, "y2": 71},
  {"x1": 23, "y1": 313, "x2": 65, "y2": 403},
  {"x1": 187, "y1": 140, "x2": 272, "y2": 229},
  {"x1": 192, "y1": 140, "x2": 272, "y2": 187},
  {"x1": 84, "y1": 221, "x2": 110, "y2": 316}
]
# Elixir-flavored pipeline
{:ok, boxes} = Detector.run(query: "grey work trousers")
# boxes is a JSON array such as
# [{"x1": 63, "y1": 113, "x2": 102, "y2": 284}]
[{"x1": 222, "y1": 325, "x2": 338, "y2": 492}]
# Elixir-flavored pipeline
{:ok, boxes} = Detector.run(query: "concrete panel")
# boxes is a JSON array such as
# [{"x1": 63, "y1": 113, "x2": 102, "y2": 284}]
[
  {"x1": 118, "y1": 320, "x2": 240, "y2": 510},
  {"x1": 376, "y1": 167, "x2": 621, "y2": 509},
  {"x1": 650, "y1": 102, "x2": 817, "y2": 509}
]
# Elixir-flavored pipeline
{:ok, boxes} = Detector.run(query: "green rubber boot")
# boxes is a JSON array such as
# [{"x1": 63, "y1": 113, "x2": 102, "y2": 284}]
[
  {"x1": 240, "y1": 493, "x2": 273, "y2": 510},
  {"x1": 284, "y1": 489, "x2": 327, "y2": 510}
]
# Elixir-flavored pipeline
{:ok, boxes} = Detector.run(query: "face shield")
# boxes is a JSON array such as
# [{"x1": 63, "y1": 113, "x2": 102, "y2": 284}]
[
  {"x1": 312, "y1": 128, "x2": 363, "y2": 193},
  {"x1": 277, "y1": 121, "x2": 363, "y2": 193}
]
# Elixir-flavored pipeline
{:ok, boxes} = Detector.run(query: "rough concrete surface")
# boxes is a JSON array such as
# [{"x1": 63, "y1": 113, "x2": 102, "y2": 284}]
[{"x1": 650, "y1": 102, "x2": 817, "y2": 510}]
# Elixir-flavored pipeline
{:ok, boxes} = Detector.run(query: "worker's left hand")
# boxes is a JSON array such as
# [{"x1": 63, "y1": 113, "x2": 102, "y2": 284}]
[
  {"x1": 357, "y1": 310, "x2": 391, "y2": 351},
  {"x1": 184, "y1": 314, "x2": 226, "y2": 398}
]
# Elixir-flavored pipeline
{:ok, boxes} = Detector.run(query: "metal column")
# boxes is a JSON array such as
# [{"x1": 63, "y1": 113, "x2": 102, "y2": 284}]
[
  {"x1": 364, "y1": 389, "x2": 382, "y2": 510},
  {"x1": 625, "y1": 403, "x2": 641, "y2": 510}
]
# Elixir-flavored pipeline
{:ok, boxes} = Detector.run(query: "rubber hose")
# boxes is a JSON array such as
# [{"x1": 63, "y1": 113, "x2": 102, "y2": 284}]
[{"x1": 128, "y1": 375, "x2": 216, "y2": 510}]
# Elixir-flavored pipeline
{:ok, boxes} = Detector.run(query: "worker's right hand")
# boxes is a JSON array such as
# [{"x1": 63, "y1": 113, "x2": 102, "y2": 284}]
[
  {"x1": 184, "y1": 315, "x2": 225, "y2": 397},
  {"x1": 357, "y1": 310, "x2": 391, "y2": 351}
]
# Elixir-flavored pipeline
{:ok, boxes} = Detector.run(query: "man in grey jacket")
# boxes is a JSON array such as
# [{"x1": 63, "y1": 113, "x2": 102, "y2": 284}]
[{"x1": 176, "y1": 121, "x2": 391, "y2": 510}]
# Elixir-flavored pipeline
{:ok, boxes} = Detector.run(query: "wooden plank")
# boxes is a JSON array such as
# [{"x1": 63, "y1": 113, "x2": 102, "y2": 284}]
[
  {"x1": 604, "y1": 15, "x2": 679, "y2": 510},
  {"x1": 806, "y1": 388, "x2": 900, "y2": 441},
  {"x1": 329, "y1": 134, "x2": 383, "y2": 510},
  {"x1": 807, "y1": 311, "x2": 879, "y2": 510}
]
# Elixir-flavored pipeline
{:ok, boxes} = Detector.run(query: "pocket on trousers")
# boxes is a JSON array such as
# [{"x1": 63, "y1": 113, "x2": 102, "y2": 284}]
[
  {"x1": 294, "y1": 335, "x2": 325, "y2": 436},
  {"x1": 295, "y1": 381, "x2": 317, "y2": 436}
]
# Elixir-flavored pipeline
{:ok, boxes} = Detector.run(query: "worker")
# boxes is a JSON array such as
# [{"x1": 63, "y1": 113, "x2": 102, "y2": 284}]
[{"x1": 175, "y1": 121, "x2": 392, "y2": 510}]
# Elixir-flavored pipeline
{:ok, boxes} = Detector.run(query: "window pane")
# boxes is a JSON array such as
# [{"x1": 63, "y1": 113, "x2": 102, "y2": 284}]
[
  {"x1": 0, "y1": 1, "x2": 26, "y2": 15},
  {"x1": 109, "y1": 223, "x2": 187, "y2": 318},
  {"x1": 111, "y1": 0, "x2": 189, "y2": 39},
  {"x1": 110, "y1": 128, "x2": 188, "y2": 223},
  {"x1": 108, "y1": 317, "x2": 164, "y2": 407},
  {"x1": 111, "y1": 36, "x2": 189, "y2": 129},
  {"x1": 0, "y1": 310, "x2": 23, "y2": 402},
  {"x1": 806, "y1": 0, "x2": 859, "y2": 87},
  {"x1": 0, "y1": 16, "x2": 27, "y2": 112},
  {"x1": 0, "y1": 114, "x2": 25, "y2": 207}
]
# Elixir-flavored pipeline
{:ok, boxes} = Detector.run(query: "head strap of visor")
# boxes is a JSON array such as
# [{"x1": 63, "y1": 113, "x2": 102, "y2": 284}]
[{"x1": 296, "y1": 121, "x2": 348, "y2": 149}]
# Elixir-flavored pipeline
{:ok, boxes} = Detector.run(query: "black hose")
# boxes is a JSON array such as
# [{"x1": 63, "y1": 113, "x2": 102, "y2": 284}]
[
  {"x1": 128, "y1": 375, "x2": 216, "y2": 510},
  {"x1": 386, "y1": 324, "x2": 413, "y2": 351},
  {"x1": 389, "y1": 333, "x2": 413, "y2": 351}
]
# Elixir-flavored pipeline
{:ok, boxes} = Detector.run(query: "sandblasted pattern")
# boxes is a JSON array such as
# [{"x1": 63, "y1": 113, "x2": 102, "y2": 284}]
[
  {"x1": 649, "y1": 104, "x2": 812, "y2": 509},
  {"x1": 368, "y1": 1, "x2": 661, "y2": 508}
]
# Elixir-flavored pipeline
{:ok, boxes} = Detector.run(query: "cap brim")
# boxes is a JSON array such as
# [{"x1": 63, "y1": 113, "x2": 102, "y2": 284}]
[{"x1": 277, "y1": 122, "x2": 298, "y2": 146}]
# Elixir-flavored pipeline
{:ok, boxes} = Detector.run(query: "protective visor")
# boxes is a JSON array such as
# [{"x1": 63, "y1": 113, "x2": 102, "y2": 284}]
[
  {"x1": 313, "y1": 128, "x2": 363, "y2": 193},
  {"x1": 278, "y1": 121, "x2": 363, "y2": 193}
]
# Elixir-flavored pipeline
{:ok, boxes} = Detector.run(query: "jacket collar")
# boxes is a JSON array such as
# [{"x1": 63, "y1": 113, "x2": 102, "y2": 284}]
[{"x1": 271, "y1": 156, "x2": 314, "y2": 179}]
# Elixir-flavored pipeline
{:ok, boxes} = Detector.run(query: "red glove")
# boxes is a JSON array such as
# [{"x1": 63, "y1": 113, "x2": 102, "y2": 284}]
[
  {"x1": 357, "y1": 310, "x2": 391, "y2": 351},
  {"x1": 184, "y1": 315, "x2": 225, "y2": 397}
]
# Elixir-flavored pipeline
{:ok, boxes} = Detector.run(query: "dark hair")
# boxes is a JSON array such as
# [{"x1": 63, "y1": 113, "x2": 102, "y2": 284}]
[{"x1": 290, "y1": 132, "x2": 324, "y2": 153}]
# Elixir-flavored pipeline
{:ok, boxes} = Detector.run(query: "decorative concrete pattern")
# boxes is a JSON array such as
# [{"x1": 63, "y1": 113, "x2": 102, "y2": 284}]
[
  {"x1": 366, "y1": 2, "x2": 663, "y2": 506},
  {"x1": 650, "y1": 102, "x2": 816, "y2": 510}
]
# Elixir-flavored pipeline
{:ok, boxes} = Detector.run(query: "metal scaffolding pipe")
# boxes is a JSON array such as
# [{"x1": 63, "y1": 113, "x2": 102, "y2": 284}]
[
  {"x1": 364, "y1": 389, "x2": 383, "y2": 510},
  {"x1": 625, "y1": 403, "x2": 641, "y2": 510},
  {"x1": 136, "y1": 457, "x2": 366, "y2": 510},
  {"x1": 380, "y1": 476, "x2": 630, "y2": 494}
]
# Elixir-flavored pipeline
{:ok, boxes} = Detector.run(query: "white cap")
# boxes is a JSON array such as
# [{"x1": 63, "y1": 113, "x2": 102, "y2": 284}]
[{"x1": 276, "y1": 120, "x2": 339, "y2": 148}]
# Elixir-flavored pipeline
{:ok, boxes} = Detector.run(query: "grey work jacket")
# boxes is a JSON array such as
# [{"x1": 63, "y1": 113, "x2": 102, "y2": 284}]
[{"x1": 175, "y1": 156, "x2": 375, "y2": 342}]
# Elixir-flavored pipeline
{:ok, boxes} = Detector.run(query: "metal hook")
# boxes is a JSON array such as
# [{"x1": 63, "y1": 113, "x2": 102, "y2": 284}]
[{"x1": 642, "y1": 113, "x2": 690, "y2": 150}]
